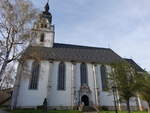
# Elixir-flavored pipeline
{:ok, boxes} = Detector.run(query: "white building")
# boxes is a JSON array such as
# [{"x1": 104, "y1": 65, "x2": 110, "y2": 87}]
[{"x1": 11, "y1": 2, "x2": 145, "y2": 110}]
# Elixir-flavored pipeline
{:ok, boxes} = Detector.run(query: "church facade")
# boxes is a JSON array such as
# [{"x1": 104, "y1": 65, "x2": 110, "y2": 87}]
[{"x1": 11, "y1": 3, "x2": 146, "y2": 110}]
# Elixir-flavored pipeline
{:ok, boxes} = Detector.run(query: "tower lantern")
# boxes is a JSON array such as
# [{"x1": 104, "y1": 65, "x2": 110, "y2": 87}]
[{"x1": 31, "y1": 1, "x2": 55, "y2": 48}]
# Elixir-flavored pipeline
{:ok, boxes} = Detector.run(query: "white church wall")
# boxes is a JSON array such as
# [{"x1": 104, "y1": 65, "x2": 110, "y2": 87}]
[
  {"x1": 43, "y1": 30, "x2": 54, "y2": 47},
  {"x1": 74, "y1": 63, "x2": 81, "y2": 91},
  {"x1": 98, "y1": 65, "x2": 114, "y2": 106},
  {"x1": 15, "y1": 60, "x2": 140, "y2": 108},
  {"x1": 17, "y1": 60, "x2": 49, "y2": 107},
  {"x1": 95, "y1": 65, "x2": 101, "y2": 105},
  {"x1": 87, "y1": 63, "x2": 96, "y2": 105},
  {"x1": 48, "y1": 61, "x2": 72, "y2": 106},
  {"x1": 74, "y1": 63, "x2": 81, "y2": 105},
  {"x1": 31, "y1": 26, "x2": 54, "y2": 48},
  {"x1": 141, "y1": 100, "x2": 148, "y2": 110}
]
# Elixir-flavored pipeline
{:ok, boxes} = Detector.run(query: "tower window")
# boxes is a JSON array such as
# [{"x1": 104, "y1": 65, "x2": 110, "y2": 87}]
[
  {"x1": 40, "y1": 33, "x2": 45, "y2": 42},
  {"x1": 41, "y1": 24, "x2": 44, "y2": 28},
  {"x1": 45, "y1": 24, "x2": 47, "y2": 28}
]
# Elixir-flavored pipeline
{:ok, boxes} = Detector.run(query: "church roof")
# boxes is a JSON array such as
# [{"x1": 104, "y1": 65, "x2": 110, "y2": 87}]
[
  {"x1": 124, "y1": 58, "x2": 145, "y2": 72},
  {"x1": 21, "y1": 43, "x2": 122, "y2": 64}
]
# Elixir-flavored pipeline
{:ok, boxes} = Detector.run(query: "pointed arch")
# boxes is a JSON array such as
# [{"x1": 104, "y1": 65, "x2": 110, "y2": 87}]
[
  {"x1": 57, "y1": 62, "x2": 66, "y2": 90},
  {"x1": 29, "y1": 61, "x2": 40, "y2": 89},
  {"x1": 80, "y1": 63, "x2": 88, "y2": 86}
]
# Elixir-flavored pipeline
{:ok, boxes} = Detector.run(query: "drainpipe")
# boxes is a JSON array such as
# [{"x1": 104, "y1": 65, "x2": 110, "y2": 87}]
[
  {"x1": 137, "y1": 94, "x2": 143, "y2": 111},
  {"x1": 116, "y1": 90, "x2": 121, "y2": 111}
]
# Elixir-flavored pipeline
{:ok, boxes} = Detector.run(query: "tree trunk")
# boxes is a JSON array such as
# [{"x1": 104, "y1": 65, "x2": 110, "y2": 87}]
[
  {"x1": 0, "y1": 52, "x2": 9, "y2": 82},
  {"x1": 148, "y1": 102, "x2": 150, "y2": 113},
  {"x1": 0, "y1": 61, "x2": 8, "y2": 82},
  {"x1": 126, "y1": 99, "x2": 131, "y2": 113}
]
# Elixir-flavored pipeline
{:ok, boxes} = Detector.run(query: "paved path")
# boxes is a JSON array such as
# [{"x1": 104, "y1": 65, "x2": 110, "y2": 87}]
[{"x1": 0, "y1": 109, "x2": 9, "y2": 113}]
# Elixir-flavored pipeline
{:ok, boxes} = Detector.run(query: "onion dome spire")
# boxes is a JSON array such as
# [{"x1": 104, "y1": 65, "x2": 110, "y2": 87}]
[
  {"x1": 45, "y1": 2, "x2": 50, "y2": 13},
  {"x1": 42, "y1": 0, "x2": 52, "y2": 24}
]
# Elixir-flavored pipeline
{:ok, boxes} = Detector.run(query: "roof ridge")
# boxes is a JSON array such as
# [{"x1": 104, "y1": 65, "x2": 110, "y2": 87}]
[{"x1": 54, "y1": 43, "x2": 111, "y2": 50}]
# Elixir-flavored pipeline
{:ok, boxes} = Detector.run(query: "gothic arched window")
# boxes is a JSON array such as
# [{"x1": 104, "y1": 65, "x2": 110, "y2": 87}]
[
  {"x1": 80, "y1": 63, "x2": 88, "y2": 86},
  {"x1": 29, "y1": 61, "x2": 40, "y2": 89},
  {"x1": 40, "y1": 33, "x2": 45, "y2": 42},
  {"x1": 57, "y1": 62, "x2": 66, "y2": 90},
  {"x1": 101, "y1": 65, "x2": 108, "y2": 91}
]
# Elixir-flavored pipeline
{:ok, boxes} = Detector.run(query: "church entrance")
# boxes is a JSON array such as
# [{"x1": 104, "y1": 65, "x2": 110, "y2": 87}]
[{"x1": 81, "y1": 95, "x2": 89, "y2": 106}]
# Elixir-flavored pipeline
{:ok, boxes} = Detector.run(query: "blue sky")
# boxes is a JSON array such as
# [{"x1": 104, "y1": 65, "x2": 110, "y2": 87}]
[{"x1": 31, "y1": 0, "x2": 150, "y2": 71}]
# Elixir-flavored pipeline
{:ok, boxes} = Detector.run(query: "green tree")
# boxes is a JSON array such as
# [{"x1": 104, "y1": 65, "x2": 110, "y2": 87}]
[
  {"x1": 110, "y1": 61, "x2": 137, "y2": 113},
  {"x1": 136, "y1": 72, "x2": 150, "y2": 113}
]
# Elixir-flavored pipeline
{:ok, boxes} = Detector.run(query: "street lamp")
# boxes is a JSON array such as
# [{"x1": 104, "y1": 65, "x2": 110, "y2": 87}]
[{"x1": 112, "y1": 86, "x2": 118, "y2": 113}]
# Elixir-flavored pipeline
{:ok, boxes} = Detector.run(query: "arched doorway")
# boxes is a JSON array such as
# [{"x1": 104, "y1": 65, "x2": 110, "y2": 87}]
[{"x1": 81, "y1": 95, "x2": 89, "y2": 106}]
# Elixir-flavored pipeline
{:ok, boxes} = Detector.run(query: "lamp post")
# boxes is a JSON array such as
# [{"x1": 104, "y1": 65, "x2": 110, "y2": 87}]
[{"x1": 112, "y1": 86, "x2": 118, "y2": 113}]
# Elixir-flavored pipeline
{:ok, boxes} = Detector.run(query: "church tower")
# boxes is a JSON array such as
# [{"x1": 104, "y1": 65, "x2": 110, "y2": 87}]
[{"x1": 31, "y1": 2, "x2": 54, "y2": 47}]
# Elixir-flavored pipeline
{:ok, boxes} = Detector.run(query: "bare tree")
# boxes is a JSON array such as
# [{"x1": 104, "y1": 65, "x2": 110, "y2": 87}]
[
  {"x1": 0, "y1": 0, "x2": 37, "y2": 82},
  {"x1": 0, "y1": 63, "x2": 16, "y2": 90}
]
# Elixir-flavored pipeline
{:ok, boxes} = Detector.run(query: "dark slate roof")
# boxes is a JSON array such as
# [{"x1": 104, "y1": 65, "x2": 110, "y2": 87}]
[
  {"x1": 124, "y1": 58, "x2": 145, "y2": 72},
  {"x1": 21, "y1": 43, "x2": 122, "y2": 64}
]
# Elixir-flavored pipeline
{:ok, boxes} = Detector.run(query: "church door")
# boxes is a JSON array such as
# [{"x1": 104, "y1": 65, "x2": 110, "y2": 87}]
[{"x1": 81, "y1": 95, "x2": 89, "y2": 106}]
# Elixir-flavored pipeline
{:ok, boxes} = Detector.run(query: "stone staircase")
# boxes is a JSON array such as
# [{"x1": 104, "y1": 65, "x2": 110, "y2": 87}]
[{"x1": 83, "y1": 106, "x2": 96, "y2": 112}]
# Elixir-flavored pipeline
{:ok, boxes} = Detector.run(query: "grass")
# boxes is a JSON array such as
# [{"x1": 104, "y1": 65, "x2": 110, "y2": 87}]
[
  {"x1": 0, "y1": 105, "x2": 8, "y2": 109},
  {"x1": 99, "y1": 111, "x2": 147, "y2": 113}
]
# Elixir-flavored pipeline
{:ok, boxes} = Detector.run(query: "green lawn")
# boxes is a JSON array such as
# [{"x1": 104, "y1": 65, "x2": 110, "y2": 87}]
[{"x1": 99, "y1": 111, "x2": 147, "y2": 113}]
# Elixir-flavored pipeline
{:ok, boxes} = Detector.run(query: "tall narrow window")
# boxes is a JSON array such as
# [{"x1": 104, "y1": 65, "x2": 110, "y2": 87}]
[
  {"x1": 40, "y1": 33, "x2": 44, "y2": 42},
  {"x1": 29, "y1": 61, "x2": 40, "y2": 89},
  {"x1": 101, "y1": 65, "x2": 108, "y2": 91},
  {"x1": 58, "y1": 62, "x2": 66, "y2": 90},
  {"x1": 80, "y1": 63, "x2": 88, "y2": 86}
]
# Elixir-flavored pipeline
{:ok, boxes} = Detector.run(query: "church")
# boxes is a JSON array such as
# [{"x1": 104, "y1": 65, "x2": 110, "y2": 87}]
[{"x1": 11, "y1": 2, "x2": 146, "y2": 110}]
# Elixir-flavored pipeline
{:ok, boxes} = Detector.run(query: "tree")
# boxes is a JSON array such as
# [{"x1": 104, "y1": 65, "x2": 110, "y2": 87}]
[
  {"x1": 110, "y1": 61, "x2": 138, "y2": 113},
  {"x1": 0, "y1": 0, "x2": 37, "y2": 82},
  {"x1": 0, "y1": 64, "x2": 15, "y2": 90},
  {"x1": 136, "y1": 72, "x2": 150, "y2": 113}
]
